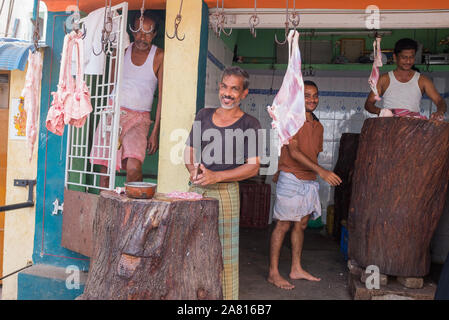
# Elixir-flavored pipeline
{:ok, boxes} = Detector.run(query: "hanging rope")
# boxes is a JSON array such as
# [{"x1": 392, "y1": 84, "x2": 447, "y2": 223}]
[{"x1": 32, "y1": 0, "x2": 40, "y2": 51}]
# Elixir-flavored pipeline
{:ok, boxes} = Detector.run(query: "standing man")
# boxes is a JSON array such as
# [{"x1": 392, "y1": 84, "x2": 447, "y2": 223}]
[
  {"x1": 267, "y1": 81, "x2": 342, "y2": 290},
  {"x1": 365, "y1": 38, "x2": 446, "y2": 120},
  {"x1": 92, "y1": 10, "x2": 164, "y2": 187},
  {"x1": 184, "y1": 66, "x2": 261, "y2": 300}
]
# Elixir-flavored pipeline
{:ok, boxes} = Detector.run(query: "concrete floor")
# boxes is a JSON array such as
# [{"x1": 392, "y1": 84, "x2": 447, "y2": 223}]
[{"x1": 239, "y1": 226, "x2": 351, "y2": 300}]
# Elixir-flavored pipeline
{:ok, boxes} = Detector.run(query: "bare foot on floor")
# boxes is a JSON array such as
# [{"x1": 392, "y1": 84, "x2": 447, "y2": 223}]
[
  {"x1": 289, "y1": 269, "x2": 321, "y2": 282},
  {"x1": 267, "y1": 273, "x2": 295, "y2": 290}
]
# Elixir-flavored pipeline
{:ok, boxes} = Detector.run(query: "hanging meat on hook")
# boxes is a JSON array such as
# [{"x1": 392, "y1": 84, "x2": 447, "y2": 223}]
[
  {"x1": 267, "y1": 30, "x2": 306, "y2": 155},
  {"x1": 369, "y1": 36, "x2": 383, "y2": 101},
  {"x1": 21, "y1": 49, "x2": 43, "y2": 162},
  {"x1": 46, "y1": 31, "x2": 92, "y2": 136}
]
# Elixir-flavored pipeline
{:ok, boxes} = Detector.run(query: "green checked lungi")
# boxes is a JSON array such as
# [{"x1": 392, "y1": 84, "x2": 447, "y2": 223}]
[{"x1": 189, "y1": 182, "x2": 240, "y2": 300}]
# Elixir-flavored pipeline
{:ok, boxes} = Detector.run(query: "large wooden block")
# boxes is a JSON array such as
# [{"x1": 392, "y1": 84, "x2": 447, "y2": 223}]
[
  {"x1": 348, "y1": 118, "x2": 449, "y2": 277},
  {"x1": 79, "y1": 191, "x2": 223, "y2": 300}
]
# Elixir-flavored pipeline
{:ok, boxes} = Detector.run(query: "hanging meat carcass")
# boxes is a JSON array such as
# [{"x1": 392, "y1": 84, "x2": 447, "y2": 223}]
[
  {"x1": 21, "y1": 50, "x2": 43, "y2": 161},
  {"x1": 368, "y1": 36, "x2": 382, "y2": 101},
  {"x1": 46, "y1": 31, "x2": 92, "y2": 136},
  {"x1": 267, "y1": 30, "x2": 306, "y2": 155}
]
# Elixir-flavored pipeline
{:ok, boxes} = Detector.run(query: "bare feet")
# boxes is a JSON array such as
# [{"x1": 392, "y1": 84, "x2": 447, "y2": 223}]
[
  {"x1": 289, "y1": 269, "x2": 321, "y2": 282},
  {"x1": 267, "y1": 273, "x2": 295, "y2": 290}
]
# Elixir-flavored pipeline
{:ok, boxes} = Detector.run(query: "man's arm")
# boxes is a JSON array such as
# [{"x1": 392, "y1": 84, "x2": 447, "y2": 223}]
[
  {"x1": 287, "y1": 139, "x2": 341, "y2": 186},
  {"x1": 184, "y1": 145, "x2": 260, "y2": 185},
  {"x1": 192, "y1": 158, "x2": 260, "y2": 186},
  {"x1": 364, "y1": 73, "x2": 388, "y2": 116},
  {"x1": 148, "y1": 49, "x2": 164, "y2": 154},
  {"x1": 421, "y1": 75, "x2": 447, "y2": 121}
]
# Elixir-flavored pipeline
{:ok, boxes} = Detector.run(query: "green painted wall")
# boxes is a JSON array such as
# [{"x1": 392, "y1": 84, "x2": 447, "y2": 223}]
[{"x1": 227, "y1": 28, "x2": 449, "y2": 62}]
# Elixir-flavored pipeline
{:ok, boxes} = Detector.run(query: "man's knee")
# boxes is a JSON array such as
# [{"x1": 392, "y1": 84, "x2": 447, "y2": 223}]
[
  {"x1": 126, "y1": 158, "x2": 143, "y2": 181},
  {"x1": 294, "y1": 217, "x2": 310, "y2": 231}
]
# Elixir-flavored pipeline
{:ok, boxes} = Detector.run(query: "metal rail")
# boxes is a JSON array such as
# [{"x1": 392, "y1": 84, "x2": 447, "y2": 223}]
[{"x1": 0, "y1": 179, "x2": 36, "y2": 212}]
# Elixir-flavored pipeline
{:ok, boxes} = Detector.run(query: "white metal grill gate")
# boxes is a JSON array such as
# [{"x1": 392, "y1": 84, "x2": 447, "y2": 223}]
[{"x1": 64, "y1": 2, "x2": 128, "y2": 191}]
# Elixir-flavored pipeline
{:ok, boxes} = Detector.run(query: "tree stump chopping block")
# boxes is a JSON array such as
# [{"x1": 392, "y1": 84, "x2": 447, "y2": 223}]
[
  {"x1": 78, "y1": 191, "x2": 223, "y2": 300},
  {"x1": 348, "y1": 117, "x2": 449, "y2": 277}
]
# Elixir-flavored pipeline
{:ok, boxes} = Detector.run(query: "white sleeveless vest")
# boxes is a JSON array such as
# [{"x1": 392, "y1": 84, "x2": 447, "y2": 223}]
[
  {"x1": 383, "y1": 71, "x2": 422, "y2": 113},
  {"x1": 118, "y1": 43, "x2": 158, "y2": 112}
]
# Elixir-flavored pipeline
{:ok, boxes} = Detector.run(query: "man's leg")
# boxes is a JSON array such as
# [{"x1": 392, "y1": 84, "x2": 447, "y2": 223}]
[
  {"x1": 125, "y1": 158, "x2": 143, "y2": 182},
  {"x1": 289, "y1": 214, "x2": 321, "y2": 281},
  {"x1": 268, "y1": 220, "x2": 295, "y2": 289}
]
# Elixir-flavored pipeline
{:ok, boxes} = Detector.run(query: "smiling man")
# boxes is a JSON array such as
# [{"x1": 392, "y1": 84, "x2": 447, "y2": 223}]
[
  {"x1": 365, "y1": 38, "x2": 447, "y2": 120},
  {"x1": 184, "y1": 66, "x2": 261, "y2": 300},
  {"x1": 267, "y1": 80, "x2": 342, "y2": 290}
]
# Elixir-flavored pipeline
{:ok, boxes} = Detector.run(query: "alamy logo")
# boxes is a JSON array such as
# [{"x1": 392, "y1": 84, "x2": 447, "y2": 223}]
[
  {"x1": 365, "y1": 265, "x2": 380, "y2": 290},
  {"x1": 65, "y1": 265, "x2": 80, "y2": 290},
  {"x1": 365, "y1": 5, "x2": 380, "y2": 30}
]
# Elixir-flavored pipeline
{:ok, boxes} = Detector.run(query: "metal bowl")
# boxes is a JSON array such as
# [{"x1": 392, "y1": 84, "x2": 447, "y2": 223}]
[{"x1": 124, "y1": 182, "x2": 157, "y2": 199}]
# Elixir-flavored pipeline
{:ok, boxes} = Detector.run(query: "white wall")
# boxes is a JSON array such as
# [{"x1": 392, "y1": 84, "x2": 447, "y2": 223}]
[{"x1": 0, "y1": 0, "x2": 46, "y2": 41}]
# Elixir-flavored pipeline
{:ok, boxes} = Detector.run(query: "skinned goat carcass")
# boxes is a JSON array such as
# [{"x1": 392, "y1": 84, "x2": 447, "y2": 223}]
[
  {"x1": 21, "y1": 49, "x2": 43, "y2": 162},
  {"x1": 267, "y1": 30, "x2": 306, "y2": 155},
  {"x1": 368, "y1": 36, "x2": 383, "y2": 101}
]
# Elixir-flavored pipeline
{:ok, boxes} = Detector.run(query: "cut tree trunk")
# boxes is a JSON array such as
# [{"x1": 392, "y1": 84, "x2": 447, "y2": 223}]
[
  {"x1": 348, "y1": 117, "x2": 449, "y2": 277},
  {"x1": 78, "y1": 191, "x2": 223, "y2": 300}
]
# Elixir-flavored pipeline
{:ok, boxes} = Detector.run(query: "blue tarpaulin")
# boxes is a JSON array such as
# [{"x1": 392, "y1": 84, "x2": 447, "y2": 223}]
[{"x1": 0, "y1": 38, "x2": 35, "y2": 71}]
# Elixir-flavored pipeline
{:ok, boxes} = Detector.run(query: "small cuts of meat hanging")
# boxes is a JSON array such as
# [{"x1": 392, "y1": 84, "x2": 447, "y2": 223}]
[
  {"x1": 267, "y1": 30, "x2": 306, "y2": 155},
  {"x1": 46, "y1": 31, "x2": 93, "y2": 136},
  {"x1": 369, "y1": 36, "x2": 382, "y2": 101}
]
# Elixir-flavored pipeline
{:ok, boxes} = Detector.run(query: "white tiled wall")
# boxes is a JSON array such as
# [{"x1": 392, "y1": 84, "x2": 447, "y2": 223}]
[
  {"x1": 205, "y1": 33, "x2": 233, "y2": 108},
  {"x1": 205, "y1": 36, "x2": 449, "y2": 225}
]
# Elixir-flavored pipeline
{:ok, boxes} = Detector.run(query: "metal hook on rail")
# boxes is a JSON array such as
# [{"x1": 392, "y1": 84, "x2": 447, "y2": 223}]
[
  {"x1": 166, "y1": 0, "x2": 185, "y2": 41},
  {"x1": 129, "y1": 0, "x2": 154, "y2": 34},
  {"x1": 289, "y1": 0, "x2": 300, "y2": 31},
  {"x1": 249, "y1": 0, "x2": 259, "y2": 38},
  {"x1": 275, "y1": 0, "x2": 290, "y2": 45},
  {"x1": 209, "y1": 0, "x2": 232, "y2": 38},
  {"x1": 93, "y1": 0, "x2": 117, "y2": 56}
]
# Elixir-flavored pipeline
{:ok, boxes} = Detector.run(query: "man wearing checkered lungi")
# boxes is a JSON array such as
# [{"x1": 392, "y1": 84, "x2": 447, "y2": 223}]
[{"x1": 184, "y1": 66, "x2": 261, "y2": 300}]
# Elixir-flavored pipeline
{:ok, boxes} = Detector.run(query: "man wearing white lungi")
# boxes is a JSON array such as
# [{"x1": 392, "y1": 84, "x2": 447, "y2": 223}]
[{"x1": 267, "y1": 81, "x2": 342, "y2": 290}]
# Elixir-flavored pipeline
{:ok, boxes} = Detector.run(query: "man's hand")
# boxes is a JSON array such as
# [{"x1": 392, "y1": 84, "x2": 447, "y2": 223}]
[
  {"x1": 318, "y1": 168, "x2": 342, "y2": 186},
  {"x1": 430, "y1": 111, "x2": 445, "y2": 121},
  {"x1": 147, "y1": 133, "x2": 159, "y2": 155},
  {"x1": 192, "y1": 164, "x2": 222, "y2": 186}
]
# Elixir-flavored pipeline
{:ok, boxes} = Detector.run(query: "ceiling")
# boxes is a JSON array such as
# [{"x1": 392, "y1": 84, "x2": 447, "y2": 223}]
[{"x1": 42, "y1": 0, "x2": 449, "y2": 12}]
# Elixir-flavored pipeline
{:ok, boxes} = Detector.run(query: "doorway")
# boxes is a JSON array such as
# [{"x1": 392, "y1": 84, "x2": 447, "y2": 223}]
[{"x1": 0, "y1": 72, "x2": 10, "y2": 283}]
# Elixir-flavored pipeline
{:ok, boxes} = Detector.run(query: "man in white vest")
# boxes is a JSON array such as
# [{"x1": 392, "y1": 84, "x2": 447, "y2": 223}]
[
  {"x1": 365, "y1": 38, "x2": 446, "y2": 120},
  {"x1": 92, "y1": 10, "x2": 164, "y2": 187}
]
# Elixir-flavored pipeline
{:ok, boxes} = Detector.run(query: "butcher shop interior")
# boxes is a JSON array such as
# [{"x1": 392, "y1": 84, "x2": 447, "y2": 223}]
[{"x1": 1, "y1": 0, "x2": 449, "y2": 301}]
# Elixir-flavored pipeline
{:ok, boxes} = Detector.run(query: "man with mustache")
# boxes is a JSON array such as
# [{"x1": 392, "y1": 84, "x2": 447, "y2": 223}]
[
  {"x1": 268, "y1": 81, "x2": 342, "y2": 290},
  {"x1": 365, "y1": 38, "x2": 446, "y2": 120},
  {"x1": 184, "y1": 66, "x2": 261, "y2": 299},
  {"x1": 92, "y1": 10, "x2": 164, "y2": 187}
]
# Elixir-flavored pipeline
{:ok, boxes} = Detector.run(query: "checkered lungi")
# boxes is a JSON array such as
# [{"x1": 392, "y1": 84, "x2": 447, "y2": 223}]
[{"x1": 189, "y1": 181, "x2": 240, "y2": 300}]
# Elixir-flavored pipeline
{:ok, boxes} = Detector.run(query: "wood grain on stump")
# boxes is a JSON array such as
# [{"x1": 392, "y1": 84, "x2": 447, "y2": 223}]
[
  {"x1": 348, "y1": 117, "x2": 449, "y2": 277},
  {"x1": 79, "y1": 191, "x2": 223, "y2": 300},
  {"x1": 333, "y1": 133, "x2": 360, "y2": 240}
]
